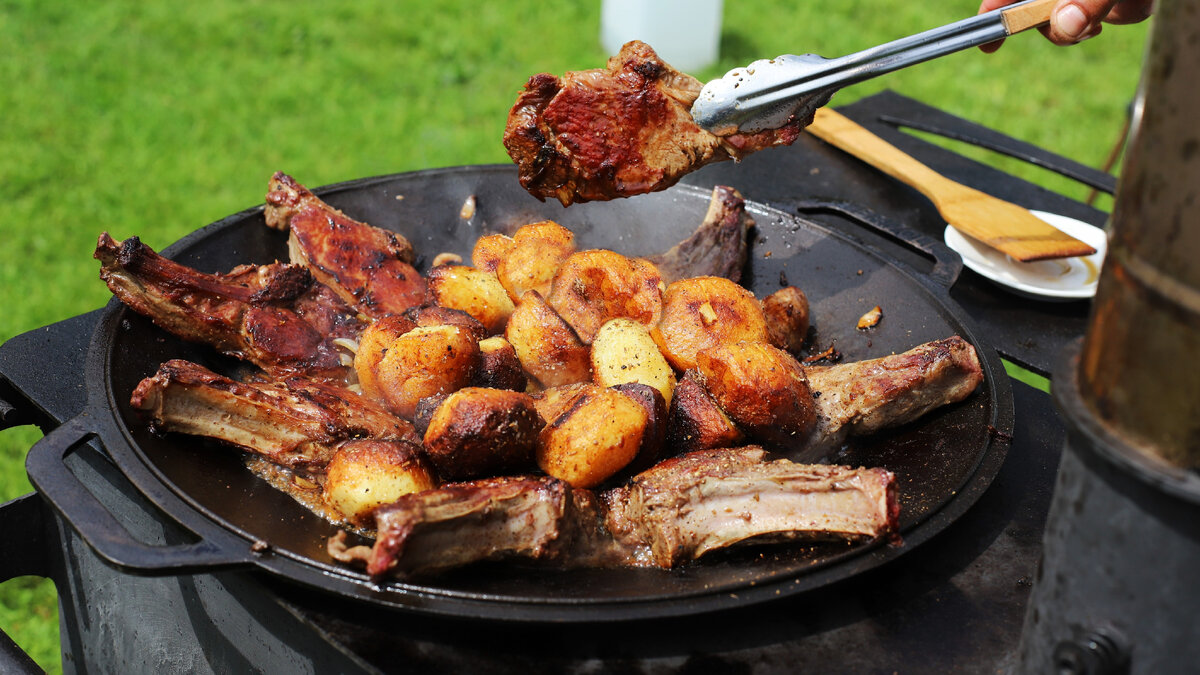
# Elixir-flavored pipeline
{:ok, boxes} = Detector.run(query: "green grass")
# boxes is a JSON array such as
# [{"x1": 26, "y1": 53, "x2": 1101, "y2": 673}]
[{"x1": 0, "y1": 1, "x2": 1149, "y2": 670}]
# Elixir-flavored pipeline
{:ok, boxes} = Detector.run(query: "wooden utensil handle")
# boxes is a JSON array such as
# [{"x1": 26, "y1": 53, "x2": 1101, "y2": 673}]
[
  {"x1": 1001, "y1": 0, "x2": 1057, "y2": 34},
  {"x1": 806, "y1": 108, "x2": 953, "y2": 205}
]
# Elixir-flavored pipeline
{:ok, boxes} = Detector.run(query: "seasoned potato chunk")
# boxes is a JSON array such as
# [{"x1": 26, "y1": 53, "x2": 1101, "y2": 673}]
[
  {"x1": 590, "y1": 318, "x2": 676, "y2": 404},
  {"x1": 762, "y1": 286, "x2": 810, "y2": 353},
  {"x1": 531, "y1": 382, "x2": 596, "y2": 424},
  {"x1": 666, "y1": 369, "x2": 746, "y2": 453},
  {"x1": 323, "y1": 440, "x2": 436, "y2": 526},
  {"x1": 505, "y1": 290, "x2": 592, "y2": 388},
  {"x1": 373, "y1": 325, "x2": 480, "y2": 419},
  {"x1": 695, "y1": 342, "x2": 816, "y2": 448},
  {"x1": 473, "y1": 336, "x2": 528, "y2": 391},
  {"x1": 353, "y1": 314, "x2": 417, "y2": 404},
  {"x1": 545, "y1": 250, "x2": 664, "y2": 344},
  {"x1": 610, "y1": 382, "x2": 669, "y2": 475},
  {"x1": 651, "y1": 276, "x2": 770, "y2": 371},
  {"x1": 537, "y1": 386, "x2": 648, "y2": 488},
  {"x1": 496, "y1": 220, "x2": 576, "y2": 302},
  {"x1": 423, "y1": 388, "x2": 544, "y2": 480},
  {"x1": 426, "y1": 265, "x2": 515, "y2": 335},
  {"x1": 471, "y1": 233, "x2": 516, "y2": 273},
  {"x1": 402, "y1": 304, "x2": 489, "y2": 342}
]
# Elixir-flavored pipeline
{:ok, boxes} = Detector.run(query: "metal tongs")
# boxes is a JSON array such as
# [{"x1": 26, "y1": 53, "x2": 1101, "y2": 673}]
[{"x1": 691, "y1": 0, "x2": 1056, "y2": 135}]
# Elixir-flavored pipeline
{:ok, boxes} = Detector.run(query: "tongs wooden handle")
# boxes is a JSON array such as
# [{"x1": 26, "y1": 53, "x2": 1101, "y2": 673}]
[
  {"x1": 692, "y1": 0, "x2": 1058, "y2": 135},
  {"x1": 807, "y1": 107, "x2": 1096, "y2": 262}
]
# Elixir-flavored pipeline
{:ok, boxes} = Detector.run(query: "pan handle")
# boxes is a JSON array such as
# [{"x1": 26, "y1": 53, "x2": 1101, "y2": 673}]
[
  {"x1": 791, "y1": 198, "x2": 963, "y2": 290},
  {"x1": 24, "y1": 415, "x2": 256, "y2": 575}
]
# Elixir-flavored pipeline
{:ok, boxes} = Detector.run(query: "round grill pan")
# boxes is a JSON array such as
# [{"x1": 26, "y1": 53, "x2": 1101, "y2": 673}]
[{"x1": 27, "y1": 165, "x2": 1013, "y2": 621}]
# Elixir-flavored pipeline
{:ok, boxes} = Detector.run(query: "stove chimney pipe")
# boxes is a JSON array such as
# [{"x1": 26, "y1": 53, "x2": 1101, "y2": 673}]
[{"x1": 1017, "y1": 1, "x2": 1200, "y2": 672}]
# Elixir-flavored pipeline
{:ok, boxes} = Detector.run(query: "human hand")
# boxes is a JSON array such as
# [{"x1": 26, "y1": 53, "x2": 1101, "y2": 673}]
[{"x1": 978, "y1": 0, "x2": 1153, "y2": 52}]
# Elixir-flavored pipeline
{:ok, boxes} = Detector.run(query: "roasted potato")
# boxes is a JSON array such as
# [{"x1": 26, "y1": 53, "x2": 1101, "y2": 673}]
[
  {"x1": 536, "y1": 386, "x2": 648, "y2": 488},
  {"x1": 530, "y1": 382, "x2": 595, "y2": 424},
  {"x1": 695, "y1": 342, "x2": 816, "y2": 448},
  {"x1": 545, "y1": 249, "x2": 664, "y2": 344},
  {"x1": 590, "y1": 318, "x2": 676, "y2": 404},
  {"x1": 496, "y1": 220, "x2": 576, "y2": 302},
  {"x1": 402, "y1": 304, "x2": 489, "y2": 342},
  {"x1": 762, "y1": 286, "x2": 810, "y2": 353},
  {"x1": 650, "y1": 276, "x2": 770, "y2": 371},
  {"x1": 505, "y1": 290, "x2": 592, "y2": 388},
  {"x1": 353, "y1": 314, "x2": 417, "y2": 404},
  {"x1": 473, "y1": 336, "x2": 528, "y2": 391},
  {"x1": 610, "y1": 382, "x2": 669, "y2": 475},
  {"x1": 471, "y1": 233, "x2": 516, "y2": 273},
  {"x1": 666, "y1": 369, "x2": 746, "y2": 453},
  {"x1": 373, "y1": 324, "x2": 480, "y2": 419},
  {"x1": 425, "y1": 265, "x2": 515, "y2": 335},
  {"x1": 323, "y1": 440, "x2": 436, "y2": 526},
  {"x1": 422, "y1": 387, "x2": 544, "y2": 480}
]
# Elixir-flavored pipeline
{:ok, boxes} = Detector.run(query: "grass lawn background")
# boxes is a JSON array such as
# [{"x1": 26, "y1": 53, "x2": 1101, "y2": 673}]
[{"x1": 0, "y1": 1, "x2": 1150, "y2": 670}]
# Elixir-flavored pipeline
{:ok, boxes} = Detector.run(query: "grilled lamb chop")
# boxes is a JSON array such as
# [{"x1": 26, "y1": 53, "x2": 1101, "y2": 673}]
[
  {"x1": 131, "y1": 359, "x2": 419, "y2": 471},
  {"x1": 264, "y1": 172, "x2": 428, "y2": 319},
  {"x1": 338, "y1": 446, "x2": 898, "y2": 578},
  {"x1": 328, "y1": 474, "x2": 610, "y2": 578},
  {"x1": 603, "y1": 446, "x2": 898, "y2": 568},
  {"x1": 96, "y1": 233, "x2": 360, "y2": 380},
  {"x1": 646, "y1": 185, "x2": 753, "y2": 285},
  {"x1": 804, "y1": 336, "x2": 984, "y2": 456},
  {"x1": 504, "y1": 41, "x2": 806, "y2": 206}
]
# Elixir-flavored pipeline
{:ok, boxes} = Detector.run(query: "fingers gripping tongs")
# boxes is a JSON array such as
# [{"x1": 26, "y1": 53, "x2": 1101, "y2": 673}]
[{"x1": 691, "y1": 0, "x2": 1057, "y2": 134}]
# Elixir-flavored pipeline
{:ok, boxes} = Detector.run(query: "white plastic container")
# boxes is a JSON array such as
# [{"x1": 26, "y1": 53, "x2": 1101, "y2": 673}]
[{"x1": 600, "y1": 0, "x2": 724, "y2": 73}]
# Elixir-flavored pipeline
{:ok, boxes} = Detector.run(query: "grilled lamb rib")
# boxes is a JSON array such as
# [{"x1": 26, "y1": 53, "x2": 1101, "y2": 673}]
[
  {"x1": 131, "y1": 359, "x2": 419, "y2": 471},
  {"x1": 265, "y1": 172, "x2": 428, "y2": 319},
  {"x1": 804, "y1": 336, "x2": 984, "y2": 456},
  {"x1": 647, "y1": 185, "x2": 753, "y2": 285},
  {"x1": 503, "y1": 41, "x2": 806, "y2": 206},
  {"x1": 96, "y1": 233, "x2": 361, "y2": 380},
  {"x1": 338, "y1": 446, "x2": 898, "y2": 578}
]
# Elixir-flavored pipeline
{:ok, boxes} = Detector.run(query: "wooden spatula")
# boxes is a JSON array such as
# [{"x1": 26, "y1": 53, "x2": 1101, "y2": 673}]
[{"x1": 806, "y1": 107, "x2": 1097, "y2": 262}]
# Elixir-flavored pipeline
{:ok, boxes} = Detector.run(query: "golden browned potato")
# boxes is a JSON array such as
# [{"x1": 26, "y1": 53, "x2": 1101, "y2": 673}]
[
  {"x1": 762, "y1": 286, "x2": 810, "y2": 353},
  {"x1": 536, "y1": 386, "x2": 648, "y2": 488},
  {"x1": 353, "y1": 314, "x2": 417, "y2": 404},
  {"x1": 530, "y1": 382, "x2": 595, "y2": 424},
  {"x1": 666, "y1": 369, "x2": 746, "y2": 453},
  {"x1": 650, "y1": 276, "x2": 770, "y2": 371},
  {"x1": 473, "y1": 336, "x2": 528, "y2": 392},
  {"x1": 590, "y1": 318, "x2": 676, "y2": 404},
  {"x1": 610, "y1": 382, "x2": 668, "y2": 475},
  {"x1": 505, "y1": 290, "x2": 592, "y2": 388},
  {"x1": 471, "y1": 233, "x2": 516, "y2": 273},
  {"x1": 695, "y1": 342, "x2": 816, "y2": 448},
  {"x1": 373, "y1": 324, "x2": 480, "y2": 419},
  {"x1": 545, "y1": 249, "x2": 664, "y2": 344},
  {"x1": 423, "y1": 387, "x2": 544, "y2": 480},
  {"x1": 496, "y1": 220, "x2": 576, "y2": 302},
  {"x1": 403, "y1": 305, "x2": 489, "y2": 342},
  {"x1": 323, "y1": 440, "x2": 436, "y2": 526},
  {"x1": 425, "y1": 265, "x2": 515, "y2": 335}
]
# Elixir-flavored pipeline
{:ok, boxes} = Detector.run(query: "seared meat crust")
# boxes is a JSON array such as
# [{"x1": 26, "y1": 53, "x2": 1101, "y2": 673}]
[
  {"x1": 95, "y1": 233, "x2": 359, "y2": 379},
  {"x1": 266, "y1": 172, "x2": 427, "y2": 318},
  {"x1": 503, "y1": 41, "x2": 804, "y2": 206},
  {"x1": 131, "y1": 359, "x2": 419, "y2": 471},
  {"x1": 805, "y1": 336, "x2": 984, "y2": 455}
]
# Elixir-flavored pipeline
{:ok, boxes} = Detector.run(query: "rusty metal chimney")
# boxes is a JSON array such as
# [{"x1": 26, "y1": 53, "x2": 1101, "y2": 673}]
[{"x1": 1017, "y1": 1, "x2": 1200, "y2": 672}]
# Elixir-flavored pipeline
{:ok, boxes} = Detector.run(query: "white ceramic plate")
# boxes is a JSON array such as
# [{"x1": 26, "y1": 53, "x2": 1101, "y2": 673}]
[{"x1": 944, "y1": 210, "x2": 1107, "y2": 301}]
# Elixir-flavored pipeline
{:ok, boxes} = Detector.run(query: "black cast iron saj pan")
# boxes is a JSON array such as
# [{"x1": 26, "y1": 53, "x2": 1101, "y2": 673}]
[{"x1": 24, "y1": 165, "x2": 1013, "y2": 622}]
